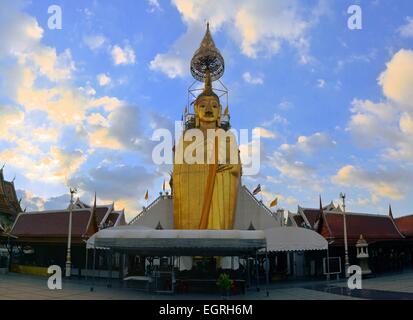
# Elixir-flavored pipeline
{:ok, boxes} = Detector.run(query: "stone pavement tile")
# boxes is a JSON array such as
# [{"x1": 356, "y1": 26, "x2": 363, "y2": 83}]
[
  {"x1": 2, "y1": 294, "x2": 50, "y2": 300},
  {"x1": 2, "y1": 272, "x2": 413, "y2": 300}
]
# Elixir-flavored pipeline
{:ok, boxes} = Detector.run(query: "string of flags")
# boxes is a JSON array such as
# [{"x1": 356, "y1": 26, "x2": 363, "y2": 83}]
[
  {"x1": 144, "y1": 179, "x2": 169, "y2": 201},
  {"x1": 252, "y1": 184, "x2": 279, "y2": 208},
  {"x1": 252, "y1": 184, "x2": 261, "y2": 195},
  {"x1": 270, "y1": 197, "x2": 278, "y2": 208}
]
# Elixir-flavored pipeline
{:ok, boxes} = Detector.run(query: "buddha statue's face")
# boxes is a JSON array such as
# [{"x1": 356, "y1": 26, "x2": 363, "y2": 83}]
[{"x1": 195, "y1": 96, "x2": 221, "y2": 124}]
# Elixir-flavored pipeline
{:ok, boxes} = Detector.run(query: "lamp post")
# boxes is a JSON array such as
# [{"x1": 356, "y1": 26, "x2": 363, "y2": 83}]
[
  {"x1": 65, "y1": 188, "x2": 77, "y2": 278},
  {"x1": 340, "y1": 192, "x2": 350, "y2": 277}
]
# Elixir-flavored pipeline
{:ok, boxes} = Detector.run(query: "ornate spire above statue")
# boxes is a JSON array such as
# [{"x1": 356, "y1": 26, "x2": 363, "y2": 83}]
[{"x1": 190, "y1": 22, "x2": 225, "y2": 82}]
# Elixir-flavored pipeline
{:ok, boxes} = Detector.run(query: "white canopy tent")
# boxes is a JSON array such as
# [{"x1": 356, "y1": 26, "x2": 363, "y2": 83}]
[
  {"x1": 87, "y1": 225, "x2": 327, "y2": 252},
  {"x1": 86, "y1": 226, "x2": 266, "y2": 256},
  {"x1": 264, "y1": 227, "x2": 328, "y2": 252}
]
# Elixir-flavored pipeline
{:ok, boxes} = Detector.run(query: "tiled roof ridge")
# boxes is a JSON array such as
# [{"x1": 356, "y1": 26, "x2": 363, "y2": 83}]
[{"x1": 19, "y1": 208, "x2": 92, "y2": 215}]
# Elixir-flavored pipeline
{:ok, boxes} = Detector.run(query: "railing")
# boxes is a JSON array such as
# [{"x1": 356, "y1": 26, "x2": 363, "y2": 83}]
[
  {"x1": 242, "y1": 185, "x2": 276, "y2": 218},
  {"x1": 128, "y1": 195, "x2": 163, "y2": 225},
  {"x1": 128, "y1": 195, "x2": 171, "y2": 225}
]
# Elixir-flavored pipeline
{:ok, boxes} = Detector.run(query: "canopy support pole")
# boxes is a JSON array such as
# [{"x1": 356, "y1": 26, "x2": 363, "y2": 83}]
[
  {"x1": 90, "y1": 247, "x2": 96, "y2": 292},
  {"x1": 85, "y1": 247, "x2": 88, "y2": 281},
  {"x1": 246, "y1": 256, "x2": 251, "y2": 289},
  {"x1": 265, "y1": 249, "x2": 270, "y2": 297},
  {"x1": 108, "y1": 249, "x2": 113, "y2": 288},
  {"x1": 255, "y1": 250, "x2": 259, "y2": 292}
]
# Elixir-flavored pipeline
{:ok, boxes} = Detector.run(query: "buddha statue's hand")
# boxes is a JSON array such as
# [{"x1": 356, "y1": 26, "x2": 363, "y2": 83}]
[
  {"x1": 216, "y1": 164, "x2": 240, "y2": 176},
  {"x1": 216, "y1": 164, "x2": 233, "y2": 173}
]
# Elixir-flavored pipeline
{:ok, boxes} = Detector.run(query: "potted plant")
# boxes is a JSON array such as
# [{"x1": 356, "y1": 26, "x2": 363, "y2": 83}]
[{"x1": 216, "y1": 273, "x2": 233, "y2": 299}]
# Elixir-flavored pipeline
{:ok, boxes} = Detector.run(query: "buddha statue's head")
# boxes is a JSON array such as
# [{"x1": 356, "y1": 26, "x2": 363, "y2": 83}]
[{"x1": 194, "y1": 70, "x2": 221, "y2": 128}]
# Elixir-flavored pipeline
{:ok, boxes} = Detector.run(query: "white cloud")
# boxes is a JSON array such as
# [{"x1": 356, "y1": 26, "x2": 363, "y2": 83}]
[
  {"x1": 252, "y1": 127, "x2": 276, "y2": 139},
  {"x1": 317, "y1": 79, "x2": 326, "y2": 88},
  {"x1": 266, "y1": 132, "x2": 334, "y2": 191},
  {"x1": 279, "y1": 132, "x2": 336, "y2": 156},
  {"x1": 0, "y1": 1, "x2": 43, "y2": 55},
  {"x1": 84, "y1": 35, "x2": 107, "y2": 50},
  {"x1": 0, "y1": 105, "x2": 24, "y2": 141},
  {"x1": 16, "y1": 190, "x2": 71, "y2": 212},
  {"x1": 150, "y1": 53, "x2": 186, "y2": 78},
  {"x1": 340, "y1": 48, "x2": 413, "y2": 204},
  {"x1": 111, "y1": 45, "x2": 136, "y2": 65},
  {"x1": 147, "y1": 0, "x2": 162, "y2": 12},
  {"x1": 269, "y1": 151, "x2": 320, "y2": 190},
  {"x1": 69, "y1": 163, "x2": 157, "y2": 219},
  {"x1": 332, "y1": 165, "x2": 411, "y2": 201},
  {"x1": 97, "y1": 73, "x2": 111, "y2": 86},
  {"x1": 151, "y1": 0, "x2": 325, "y2": 77},
  {"x1": 399, "y1": 17, "x2": 413, "y2": 38},
  {"x1": 348, "y1": 50, "x2": 413, "y2": 162},
  {"x1": 262, "y1": 113, "x2": 289, "y2": 127},
  {"x1": 243, "y1": 72, "x2": 264, "y2": 85},
  {"x1": 23, "y1": 47, "x2": 76, "y2": 81},
  {"x1": 378, "y1": 49, "x2": 413, "y2": 108}
]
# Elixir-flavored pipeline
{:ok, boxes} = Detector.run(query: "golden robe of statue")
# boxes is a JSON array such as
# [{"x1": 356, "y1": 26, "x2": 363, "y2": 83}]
[{"x1": 173, "y1": 73, "x2": 241, "y2": 230}]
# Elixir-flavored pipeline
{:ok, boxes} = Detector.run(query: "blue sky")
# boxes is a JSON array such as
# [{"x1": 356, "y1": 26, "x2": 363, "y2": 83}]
[{"x1": 1, "y1": 0, "x2": 413, "y2": 220}]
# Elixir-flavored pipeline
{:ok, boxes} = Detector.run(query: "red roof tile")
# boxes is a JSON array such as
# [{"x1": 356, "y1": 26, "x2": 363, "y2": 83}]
[
  {"x1": 322, "y1": 212, "x2": 404, "y2": 245},
  {"x1": 302, "y1": 209, "x2": 321, "y2": 228},
  {"x1": 395, "y1": 215, "x2": 413, "y2": 238},
  {"x1": 11, "y1": 209, "x2": 93, "y2": 239},
  {"x1": 293, "y1": 215, "x2": 305, "y2": 227},
  {"x1": 10, "y1": 203, "x2": 126, "y2": 243}
]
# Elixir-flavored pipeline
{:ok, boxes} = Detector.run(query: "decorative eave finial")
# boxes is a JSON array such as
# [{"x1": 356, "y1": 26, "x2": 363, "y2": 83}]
[{"x1": 389, "y1": 204, "x2": 394, "y2": 219}]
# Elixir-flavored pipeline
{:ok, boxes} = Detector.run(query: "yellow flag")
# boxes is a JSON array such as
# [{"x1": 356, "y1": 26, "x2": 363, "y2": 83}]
[
  {"x1": 144, "y1": 190, "x2": 149, "y2": 201},
  {"x1": 224, "y1": 105, "x2": 229, "y2": 115},
  {"x1": 270, "y1": 197, "x2": 278, "y2": 208}
]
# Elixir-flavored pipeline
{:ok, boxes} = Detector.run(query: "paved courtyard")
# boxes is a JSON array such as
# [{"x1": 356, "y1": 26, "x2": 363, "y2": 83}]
[{"x1": 1, "y1": 272, "x2": 413, "y2": 300}]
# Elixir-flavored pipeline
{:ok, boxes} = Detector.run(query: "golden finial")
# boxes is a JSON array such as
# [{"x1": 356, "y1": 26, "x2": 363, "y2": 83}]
[{"x1": 224, "y1": 105, "x2": 229, "y2": 115}]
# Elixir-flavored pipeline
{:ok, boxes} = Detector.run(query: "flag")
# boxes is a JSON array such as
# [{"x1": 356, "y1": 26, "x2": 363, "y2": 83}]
[
  {"x1": 144, "y1": 190, "x2": 149, "y2": 201},
  {"x1": 224, "y1": 105, "x2": 229, "y2": 115},
  {"x1": 252, "y1": 184, "x2": 261, "y2": 196},
  {"x1": 270, "y1": 197, "x2": 278, "y2": 208},
  {"x1": 162, "y1": 180, "x2": 166, "y2": 191},
  {"x1": 184, "y1": 106, "x2": 188, "y2": 114}
]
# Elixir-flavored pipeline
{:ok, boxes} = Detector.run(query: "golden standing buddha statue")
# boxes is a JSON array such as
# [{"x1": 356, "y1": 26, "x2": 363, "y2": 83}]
[{"x1": 173, "y1": 24, "x2": 241, "y2": 230}]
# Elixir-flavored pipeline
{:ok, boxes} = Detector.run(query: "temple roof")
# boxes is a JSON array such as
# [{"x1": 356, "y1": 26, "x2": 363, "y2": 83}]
[
  {"x1": 318, "y1": 211, "x2": 405, "y2": 245},
  {"x1": 296, "y1": 200, "x2": 405, "y2": 245},
  {"x1": 297, "y1": 202, "x2": 340, "y2": 229},
  {"x1": 0, "y1": 168, "x2": 22, "y2": 224},
  {"x1": 395, "y1": 214, "x2": 413, "y2": 238},
  {"x1": 10, "y1": 202, "x2": 126, "y2": 243}
]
